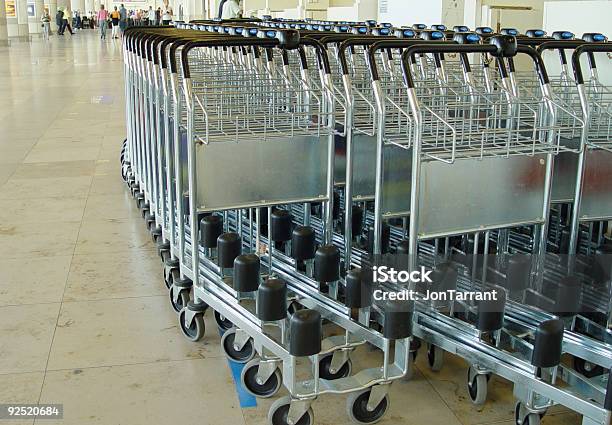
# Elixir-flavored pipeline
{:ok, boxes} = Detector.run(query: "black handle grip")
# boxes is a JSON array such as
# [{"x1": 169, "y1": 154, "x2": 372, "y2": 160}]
[
  {"x1": 170, "y1": 36, "x2": 218, "y2": 74},
  {"x1": 536, "y1": 40, "x2": 585, "y2": 53},
  {"x1": 572, "y1": 43, "x2": 611, "y2": 84},
  {"x1": 400, "y1": 43, "x2": 497, "y2": 87},
  {"x1": 299, "y1": 37, "x2": 331, "y2": 74},
  {"x1": 517, "y1": 45, "x2": 550, "y2": 85},
  {"x1": 516, "y1": 37, "x2": 555, "y2": 47},
  {"x1": 337, "y1": 37, "x2": 394, "y2": 75},
  {"x1": 366, "y1": 39, "x2": 442, "y2": 81},
  {"x1": 181, "y1": 38, "x2": 278, "y2": 78}
]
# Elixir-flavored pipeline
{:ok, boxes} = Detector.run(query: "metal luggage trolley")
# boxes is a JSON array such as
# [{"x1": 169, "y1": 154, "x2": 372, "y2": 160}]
[
  {"x1": 466, "y1": 34, "x2": 612, "y2": 382},
  {"x1": 362, "y1": 34, "x2": 612, "y2": 425},
  {"x1": 173, "y1": 28, "x2": 414, "y2": 425}
]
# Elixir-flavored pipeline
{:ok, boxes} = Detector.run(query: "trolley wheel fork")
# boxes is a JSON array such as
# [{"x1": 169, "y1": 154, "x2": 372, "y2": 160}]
[
  {"x1": 268, "y1": 396, "x2": 314, "y2": 425},
  {"x1": 346, "y1": 384, "x2": 390, "y2": 424},
  {"x1": 221, "y1": 327, "x2": 255, "y2": 363},
  {"x1": 319, "y1": 350, "x2": 352, "y2": 380},
  {"x1": 179, "y1": 301, "x2": 207, "y2": 342},
  {"x1": 427, "y1": 343, "x2": 444, "y2": 371},
  {"x1": 241, "y1": 358, "x2": 282, "y2": 398},
  {"x1": 467, "y1": 366, "x2": 488, "y2": 405},
  {"x1": 514, "y1": 402, "x2": 545, "y2": 425}
]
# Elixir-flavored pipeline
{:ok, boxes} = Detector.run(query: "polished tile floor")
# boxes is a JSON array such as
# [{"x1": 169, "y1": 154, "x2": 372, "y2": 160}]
[{"x1": 0, "y1": 31, "x2": 582, "y2": 425}]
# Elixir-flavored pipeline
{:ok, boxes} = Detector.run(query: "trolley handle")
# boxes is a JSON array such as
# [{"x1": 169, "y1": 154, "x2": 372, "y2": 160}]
[
  {"x1": 299, "y1": 37, "x2": 332, "y2": 74},
  {"x1": 397, "y1": 42, "x2": 549, "y2": 87},
  {"x1": 149, "y1": 35, "x2": 167, "y2": 64},
  {"x1": 515, "y1": 36, "x2": 555, "y2": 47},
  {"x1": 336, "y1": 37, "x2": 396, "y2": 75},
  {"x1": 365, "y1": 39, "x2": 446, "y2": 81},
  {"x1": 572, "y1": 43, "x2": 612, "y2": 84},
  {"x1": 537, "y1": 40, "x2": 585, "y2": 66},
  {"x1": 169, "y1": 37, "x2": 216, "y2": 74},
  {"x1": 180, "y1": 38, "x2": 279, "y2": 78},
  {"x1": 160, "y1": 36, "x2": 187, "y2": 69}
]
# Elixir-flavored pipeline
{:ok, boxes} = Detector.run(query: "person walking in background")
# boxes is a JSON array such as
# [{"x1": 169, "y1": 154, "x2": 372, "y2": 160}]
[
  {"x1": 221, "y1": 0, "x2": 241, "y2": 19},
  {"x1": 147, "y1": 6, "x2": 154, "y2": 25},
  {"x1": 97, "y1": 4, "x2": 109, "y2": 39},
  {"x1": 75, "y1": 11, "x2": 82, "y2": 30},
  {"x1": 161, "y1": 0, "x2": 172, "y2": 25},
  {"x1": 63, "y1": 7, "x2": 74, "y2": 35},
  {"x1": 217, "y1": 0, "x2": 227, "y2": 19},
  {"x1": 110, "y1": 6, "x2": 120, "y2": 38},
  {"x1": 155, "y1": 7, "x2": 161, "y2": 25},
  {"x1": 119, "y1": 4, "x2": 127, "y2": 34},
  {"x1": 56, "y1": 8, "x2": 64, "y2": 35},
  {"x1": 41, "y1": 10, "x2": 51, "y2": 40}
]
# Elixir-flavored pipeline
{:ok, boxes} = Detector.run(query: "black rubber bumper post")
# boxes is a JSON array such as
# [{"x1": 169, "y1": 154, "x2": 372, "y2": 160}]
[
  {"x1": 218, "y1": 232, "x2": 242, "y2": 269},
  {"x1": 289, "y1": 309, "x2": 322, "y2": 357},
  {"x1": 270, "y1": 209, "x2": 293, "y2": 242},
  {"x1": 554, "y1": 276, "x2": 582, "y2": 317},
  {"x1": 291, "y1": 226, "x2": 316, "y2": 275},
  {"x1": 476, "y1": 289, "x2": 507, "y2": 332},
  {"x1": 367, "y1": 223, "x2": 391, "y2": 254},
  {"x1": 257, "y1": 278, "x2": 288, "y2": 321},
  {"x1": 378, "y1": 299, "x2": 413, "y2": 340},
  {"x1": 531, "y1": 319, "x2": 564, "y2": 368},
  {"x1": 233, "y1": 254, "x2": 261, "y2": 293},
  {"x1": 314, "y1": 245, "x2": 341, "y2": 283},
  {"x1": 505, "y1": 254, "x2": 532, "y2": 292},
  {"x1": 344, "y1": 268, "x2": 372, "y2": 309},
  {"x1": 200, "y1": 215, "x2": 223, "y2": 249}
]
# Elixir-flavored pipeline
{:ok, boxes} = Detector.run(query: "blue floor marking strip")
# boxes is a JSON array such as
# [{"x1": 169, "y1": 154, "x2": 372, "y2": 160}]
[{"x1": 220, "y1": 330, "x2": 258, "y2": 408}]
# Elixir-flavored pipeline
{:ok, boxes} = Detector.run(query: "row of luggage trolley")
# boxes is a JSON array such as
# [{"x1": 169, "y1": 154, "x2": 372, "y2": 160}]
[{"x1": 119, "y1": 19, "x2": 612, "y2": 425}]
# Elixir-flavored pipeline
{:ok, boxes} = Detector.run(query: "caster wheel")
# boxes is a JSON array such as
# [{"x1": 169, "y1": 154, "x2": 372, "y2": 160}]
[
  {"x1": 268, "y1": 396, "x2": 314, "y2": 425},
  {"x1": 403, "y1": 351, "x2": 417, "y2": 381},
  {"x1": 136, "y1": 196, "x2": 145, "y2": 209},
  {"x1": 141, "y1": 207, "x2": 150, "y2": 219},
  {"x1": 241, "y1": 359, "x2": 282, "y2": 398},
  {"x1": 573, "y1": 357, "x2": 605, "y2": 378},
  {"x1": 514, "y1": 402, "x2": 542, "y2": 425},
  {"x1": 164, "y1": 267, "x2": 179, "y2": 290},
  {"x1": 346, "y1": 388, "x2": 390, "y2": 424},
  {"x1": 179, "y1": 309, "x2": 205, "y2": 342},
  {"x1": 221, "y1": 328, "x2": 255, "y2": 363},
  {"x1": 427, "y1": 343, "x2": 444, "y2": 371},
  {"x1": 214, "y1": 310, "x2": 234, "y2": 333},
  {"x1": 169, "y1": 285, "x2": 190, "y2": 313},
  {"x1": 160, "y1": 248, "x2": 171, "y2": 263},
  {"x1": 319, "y1": 353, "x2": 352, "y2": 380},
  {"x1": 467, "y1": 368, "x2": 488, "y2": 405}
]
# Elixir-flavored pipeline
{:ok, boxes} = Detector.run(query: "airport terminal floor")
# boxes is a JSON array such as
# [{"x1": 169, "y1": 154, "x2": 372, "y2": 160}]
[{"x1": 0, "y1": 31, "x2": 586, "y2": 425}]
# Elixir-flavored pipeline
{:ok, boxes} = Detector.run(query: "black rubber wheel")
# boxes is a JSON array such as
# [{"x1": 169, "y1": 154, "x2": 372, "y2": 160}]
[
  {"x1": 319, "y1": 353, "x2": 352, "y2": 380},
  {"x1": 268, "y1": 396, "x2": 313, "y2": 425},
  {"x1": 214, "y1": 310, "x2": 234, "y2": 333},
  {"x1": 467, "y1": 368, "x2": 487, "y2": 405},
  {"x1": 164, "y1": 267, "x2": 177, "y2": 290},
  {"x1": 427, "y1": 344, "x2": 444, "y2": 371},
  {"x1": 241, "y1": 359, "x2": 282, "y2": 398},
  {"x1": 221, "y1": 329, "x2": 255, "y2": 363},
  {"x1": 346, "y1": 388, "x2": 390, "y2": 424},
  {"x1": 179, "y1": 310, "x2": 205, "y2": 342},
  {"x1": 514, "y1": 402, "x2": 542, "y2": 425},
  {"x1": 169, "y1": 285, "x2": 189, "y2": 313},
  {"x1": 573, "y1": 357, "x2": 605, "y2": 378}
]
